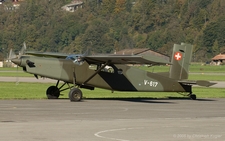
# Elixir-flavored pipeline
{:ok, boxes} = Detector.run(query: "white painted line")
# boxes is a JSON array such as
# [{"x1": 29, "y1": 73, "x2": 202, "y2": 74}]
[{"x1": 94, "y1": 127, "x2": 144, "y2": 141}]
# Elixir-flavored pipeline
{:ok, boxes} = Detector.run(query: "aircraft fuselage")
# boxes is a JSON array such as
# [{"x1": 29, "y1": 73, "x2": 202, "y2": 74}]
[{"x1": 18, "y1": 56, "x2": 191, "y2": 93}]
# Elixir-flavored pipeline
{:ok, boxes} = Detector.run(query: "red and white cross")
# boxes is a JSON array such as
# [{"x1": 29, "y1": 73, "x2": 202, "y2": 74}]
[{"x1": 174, "y1": 52, "x2": 182, "y2": 61}]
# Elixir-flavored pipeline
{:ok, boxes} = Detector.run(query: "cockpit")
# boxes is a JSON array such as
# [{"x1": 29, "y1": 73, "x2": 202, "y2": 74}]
[{"x1": 66, "y1": 55, "x2": 84, "y2": 65}]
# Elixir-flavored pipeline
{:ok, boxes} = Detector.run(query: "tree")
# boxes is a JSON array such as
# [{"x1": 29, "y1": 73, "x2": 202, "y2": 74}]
[
  {"x1": 114, "y1": 0, "x2": 126, "y2": 13},
  {"x1": 212, "y1": 40, "x2": 219, "y2": 56},
  {"x1": 101, "y1": 0, "x2": 116, "y2": 16}
]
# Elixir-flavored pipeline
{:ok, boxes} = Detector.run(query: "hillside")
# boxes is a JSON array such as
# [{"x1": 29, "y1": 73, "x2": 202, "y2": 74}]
[{"x1": 0, "y1": 0, "x2": 225, "y2": 62}]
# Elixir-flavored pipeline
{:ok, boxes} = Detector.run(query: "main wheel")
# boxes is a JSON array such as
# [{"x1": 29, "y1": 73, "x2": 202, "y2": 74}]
[
  {"x1": 46, "y1": 86, "x2": 60, "y2": 99},
  {"x1": 190, "y1": 94, "x2": 196, "y2": 100},
  {"x1": 69, "y1": 88, "x2": 83, "y2": 102}
]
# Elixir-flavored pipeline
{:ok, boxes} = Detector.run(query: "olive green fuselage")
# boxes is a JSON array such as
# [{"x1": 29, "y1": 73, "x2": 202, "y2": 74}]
[{"x1": 20, "y1": 56, "x2": 191, "y2": 93}]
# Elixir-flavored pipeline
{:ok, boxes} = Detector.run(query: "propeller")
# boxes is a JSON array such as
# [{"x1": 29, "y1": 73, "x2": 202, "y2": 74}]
[
  {"x1": 9, "y1": 42, "x2": 27, "y2": 85},
  {"x1": 9, "y1": 42, "x2": 27, "y2": 61}
]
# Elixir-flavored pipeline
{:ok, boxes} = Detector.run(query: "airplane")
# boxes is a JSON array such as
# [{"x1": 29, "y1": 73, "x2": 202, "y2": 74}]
[{"x1": 11, "y1": 43, "x2": 216, "y2": 102}]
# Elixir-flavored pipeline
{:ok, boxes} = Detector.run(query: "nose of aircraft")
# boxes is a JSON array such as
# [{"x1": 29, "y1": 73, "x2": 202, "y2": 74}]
[{"x1": 11, "y1": 58, "x2": 21, "y2": 66}]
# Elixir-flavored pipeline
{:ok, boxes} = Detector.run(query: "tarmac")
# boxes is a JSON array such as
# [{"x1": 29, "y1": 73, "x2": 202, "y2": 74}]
[{"x1": 0, "y1": 98, "x2": 225, "y2": 141}]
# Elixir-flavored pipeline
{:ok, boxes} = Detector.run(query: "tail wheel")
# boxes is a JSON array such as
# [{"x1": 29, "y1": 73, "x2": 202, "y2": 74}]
[
  {"x1": 69, "y1": 88, "x2": 83, "y2": 102},
  {"x1": 46, "y1": 86, "x2": 60, "y2": 99},
  {"x1": 190, "y1": 94, "x2": 196, "y2": 100}
]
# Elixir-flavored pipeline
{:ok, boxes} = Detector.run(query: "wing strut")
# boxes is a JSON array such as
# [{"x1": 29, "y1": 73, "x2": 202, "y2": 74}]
[{"x1": 82, "y1": 61, "x2": 111, "y2": 85}]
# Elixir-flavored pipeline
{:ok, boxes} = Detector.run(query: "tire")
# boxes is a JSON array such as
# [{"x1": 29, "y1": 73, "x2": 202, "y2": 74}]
[
  {"x1": 46, "y1": 86, "x2": 60, "y2": 99},
  {"x1": 190, "y1": 94, "x2": 196, "y2": 100},
  {"x1": 69, "y1": 88, "x2": 83, "y2": 102}
]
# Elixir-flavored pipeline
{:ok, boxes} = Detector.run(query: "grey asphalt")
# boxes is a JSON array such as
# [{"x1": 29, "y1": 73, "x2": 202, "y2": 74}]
[{"x1": 0, "y1": 99, "x2": 225, "y2": 141}]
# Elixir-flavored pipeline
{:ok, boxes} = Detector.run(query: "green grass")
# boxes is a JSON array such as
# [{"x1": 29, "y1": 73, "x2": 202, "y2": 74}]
[
  {"x1": 0, "y1": 67, "x2": 23, "y2": 71},
  {"x1": 0, "y1": 71, "x2": 33, "y2": 77},
  {"x1": 139, "y1": 64, "x2": 225, "y2": 73},
  {"x1": 188, "y1": 74, "x2": 225, "y2": 81},
  {"x1": 0, "y1": 64, "x2": 225, "y2": 99},
  {"x1": 0, "y1": 82, "x2": 224, "y2": 99},
  {"x1": 0, "y1": 67, "x2": 33, "y2": 77},
  {"x1": 189, "y1": 63, "x2": 225, "y2": 73}
]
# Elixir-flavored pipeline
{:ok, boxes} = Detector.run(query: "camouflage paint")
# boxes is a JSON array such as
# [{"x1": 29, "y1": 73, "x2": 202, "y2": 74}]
[{"x1": 12, "y1": 43, "x2": 199, "y2": 96}]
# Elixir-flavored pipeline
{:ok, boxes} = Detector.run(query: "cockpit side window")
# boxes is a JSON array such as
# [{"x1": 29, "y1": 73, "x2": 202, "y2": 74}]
[
  {"x1": 66, "y1": 55, "x2": 84, "y2": 65},
  {"x1": 88, "y1": 64, "x2": 114, "y2": 73}
]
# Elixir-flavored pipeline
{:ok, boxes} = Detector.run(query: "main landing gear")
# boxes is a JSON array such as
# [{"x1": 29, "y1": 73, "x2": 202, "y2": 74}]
[
  {"x1": 46, "y1": 86, "x2": 60, "y2": 99},
  {"x1": 68, "y1": 88, "x2": 83, "y2": 102},
  {"x1": 46, "y1": 80, "x2": 83, "y2": 102}
]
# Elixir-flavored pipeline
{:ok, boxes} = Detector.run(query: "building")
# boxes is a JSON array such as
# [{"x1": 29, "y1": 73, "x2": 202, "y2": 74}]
[
  {"x1": 61, "y1": 0, "x2": 83, "y2": 12},
  {"x1": 0, "y1": 52, "x2": 3, "y2": 67},
  {"x1": 211, "y1": 53, "x2": 225, "y2": 65},
  {"x1": 115, "y1": 48, "x2": 170, "y2": 62},
  {"x1": 1, "y1": 0, "x2": 24, "y2": 10}
]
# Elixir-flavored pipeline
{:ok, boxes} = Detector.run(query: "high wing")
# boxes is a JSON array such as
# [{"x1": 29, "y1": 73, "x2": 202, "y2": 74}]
[
  {"x1": 83, "y1": 55, "x2": 171, "y2": 65},
  {"x1": 178, "y1": 80, "x2": 216, "y2": 87},
  {"x1": 25, "y1": 51, "x2": 68, "y2": 58},
  {"x1": 25, "y1": 49, "x2": 90, "y2": 59},
  {"x1": 26, "y1": 51, "x2": 171, "y2": 65}
]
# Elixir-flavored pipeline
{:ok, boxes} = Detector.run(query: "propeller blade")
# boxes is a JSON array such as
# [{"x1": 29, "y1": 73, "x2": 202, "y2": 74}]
[
  {"x1": 19, "y1": 42, "x2": 27, "y2": 57},
  {"x1": 8, "y1": 48, "x2": 17, "y2": 60}
]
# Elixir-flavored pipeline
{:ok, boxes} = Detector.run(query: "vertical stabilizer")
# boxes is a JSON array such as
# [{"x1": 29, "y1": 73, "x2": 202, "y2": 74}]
[{"x1": 169, "y1": 43, "x2": 193, "y2": 80}]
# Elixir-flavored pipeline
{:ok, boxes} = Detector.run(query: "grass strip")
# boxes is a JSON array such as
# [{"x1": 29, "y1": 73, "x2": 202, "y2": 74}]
[{"x1": 0, "y1": 82, "x2": 224, "y2": 99}]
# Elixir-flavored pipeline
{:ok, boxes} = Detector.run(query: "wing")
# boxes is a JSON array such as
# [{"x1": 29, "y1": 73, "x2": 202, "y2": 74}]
[
  {"x1": 25, "y1": 51, "x2": 68, "y2": 58},
  {"x1": 83, "y1": 55, "x2": 171, "y2": 65},
  {"x1": 179, "y1": 80, "x2": 216, "y2": 87}
]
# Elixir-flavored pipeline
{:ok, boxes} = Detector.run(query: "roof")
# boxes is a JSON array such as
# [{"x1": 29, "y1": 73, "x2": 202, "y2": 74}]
[
  {"x1": 212, "y1": 54, "x2": 225, "y2": 60},
  {"x1": 62, "y1": 0, "x2": 83, "y2": 8},
  {"x1": 115, "y1": 48, "x2": 149, "y2": 55},
  {"x1": 115, "y1": 48, "x2": 170, "y2": 61}
]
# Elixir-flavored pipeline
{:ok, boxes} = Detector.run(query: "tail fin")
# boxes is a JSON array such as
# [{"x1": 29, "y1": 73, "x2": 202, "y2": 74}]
[{"x1": 169, "y1": 43, "x2": 193, "y2": 80}]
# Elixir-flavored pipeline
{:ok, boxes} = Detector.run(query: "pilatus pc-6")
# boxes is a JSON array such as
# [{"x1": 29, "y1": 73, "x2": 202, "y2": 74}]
[{"x1": 11, "y1": 43, "x2": 215, "y2": 102}]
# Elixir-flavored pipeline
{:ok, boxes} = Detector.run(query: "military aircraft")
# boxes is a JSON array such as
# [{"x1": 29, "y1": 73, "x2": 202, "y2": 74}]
[{"x1": 11, "y1": 43, "x2": 215, "y2": 102}]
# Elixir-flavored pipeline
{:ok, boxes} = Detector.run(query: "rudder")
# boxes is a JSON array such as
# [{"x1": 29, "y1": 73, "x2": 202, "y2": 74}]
[{"x1": 169, "y1": 43, "x2": 193, "y2": 80}]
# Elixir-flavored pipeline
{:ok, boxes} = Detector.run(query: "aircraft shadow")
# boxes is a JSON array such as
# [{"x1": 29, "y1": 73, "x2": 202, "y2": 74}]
[
  {"x1": 82, "y1": 98, "x2": 175, "y2": 104},
  {"x1": 56, "y1": 97, "x2": 173, "y2": 103},
  {"x1": 167, "y1": 97, "x2": 217, "y2": 101},
  {"x1": 56, "y1": 97, "x2": 217, "y2": 103}
]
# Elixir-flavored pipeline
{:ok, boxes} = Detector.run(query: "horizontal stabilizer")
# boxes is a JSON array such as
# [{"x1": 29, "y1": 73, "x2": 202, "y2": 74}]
[
  {"x1": 178, "y1": 80, "x2": 216, "y2": 87},
  {"x1": 196, "y1": 80, "x2": 217, "y2": 87}
]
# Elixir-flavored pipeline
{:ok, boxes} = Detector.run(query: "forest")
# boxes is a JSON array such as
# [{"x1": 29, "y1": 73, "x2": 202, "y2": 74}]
[{"x1": 0, "y1": 0, "x2": 225, "y2": 62}]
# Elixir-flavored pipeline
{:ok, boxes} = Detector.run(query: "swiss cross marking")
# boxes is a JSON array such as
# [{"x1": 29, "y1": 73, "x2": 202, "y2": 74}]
[{"x1": 174, "y1": 52, "x2": 182, "y2": 61}]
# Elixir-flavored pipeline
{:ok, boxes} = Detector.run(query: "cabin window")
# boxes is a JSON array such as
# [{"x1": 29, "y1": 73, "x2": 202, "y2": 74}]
[
  {"x1": 66, "y1": 55, "x2": 83, "y2": 65},
  {"x1": 88, "y1": 64, "x2": 114, "y2": 73},
  {"x1": 117, "y1": 69, "x2": 123, "y2": 74}
]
